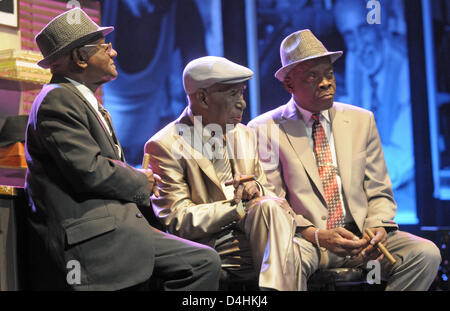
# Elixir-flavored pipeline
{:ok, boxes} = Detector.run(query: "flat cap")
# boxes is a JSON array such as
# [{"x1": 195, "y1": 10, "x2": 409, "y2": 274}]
[{"x1": 183, "y1": 56, "x2": 253, "y2": 95}]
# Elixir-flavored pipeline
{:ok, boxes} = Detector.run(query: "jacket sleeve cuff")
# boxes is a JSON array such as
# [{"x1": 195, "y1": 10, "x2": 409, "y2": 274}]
[{"x1": 363, "y1": 219, "x2": 399, "y2": 232}]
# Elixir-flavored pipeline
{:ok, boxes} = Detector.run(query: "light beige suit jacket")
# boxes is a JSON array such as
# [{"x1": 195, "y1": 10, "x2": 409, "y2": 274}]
[
  {"x1": 248, "y1": 99, "x2": 398, "y2": 233},
  {"x1": 145, "y1": 108, "x2": 277, "y2": 247}
]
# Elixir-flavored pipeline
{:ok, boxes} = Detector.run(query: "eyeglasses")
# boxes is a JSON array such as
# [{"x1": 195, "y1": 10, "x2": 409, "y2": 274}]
[{"x1": 82, "y1": 42, "x2": 113, "y2": 55}]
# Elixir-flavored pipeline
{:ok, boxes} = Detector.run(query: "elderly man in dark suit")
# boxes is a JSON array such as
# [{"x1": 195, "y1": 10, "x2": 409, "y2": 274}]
[{"x1": 25, "y1": 7, "x2": 220, "y2": 291}]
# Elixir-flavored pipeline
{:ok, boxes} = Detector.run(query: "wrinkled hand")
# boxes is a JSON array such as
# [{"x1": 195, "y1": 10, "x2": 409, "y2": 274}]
[
  {"x1": 361, "y1": 227, "x2": 388, "y2": 261},
  {"x1": 137, "y1": 168, "x2": 161, "y2": 198},
  {"x1": 232, "y1": 173, "x2": 260, "y2": 204},
  {"x1": 318, "y1": 227, "x2": 367, "y2": 257}
]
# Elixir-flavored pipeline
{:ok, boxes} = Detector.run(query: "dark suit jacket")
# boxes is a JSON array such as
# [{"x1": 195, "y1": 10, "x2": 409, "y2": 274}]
[{"x1": 25, "y1": 75, "x2": 156, "y2": 290}]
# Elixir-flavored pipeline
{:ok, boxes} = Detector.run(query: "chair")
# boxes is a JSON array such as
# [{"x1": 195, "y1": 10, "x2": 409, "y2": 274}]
[{"x1": 307, "y1": 267, "x2": 386, "y2": 291}]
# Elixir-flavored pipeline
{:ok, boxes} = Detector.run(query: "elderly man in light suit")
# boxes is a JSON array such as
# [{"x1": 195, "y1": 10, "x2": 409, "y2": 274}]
[
  {"x1": 25, "y1": 8, "x2": 220, "y2": 290},
  {"x1": 248, "y1": 29, "x2": 441, "y2": 290},
  {"x1": 146, "y1": 56, "x2": 302, "y2": 290}
]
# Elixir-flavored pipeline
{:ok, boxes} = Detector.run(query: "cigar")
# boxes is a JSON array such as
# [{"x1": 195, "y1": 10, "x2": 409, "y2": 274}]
[
  {"x1": 224, "y1": 175, "x2": 255, "y2": 186},
  {"x1": 142, "y1": 153, "x2": 150, "y2": 169},
  {"x1": 365, "y1": 228, "x2": 396, "y2": 265}
]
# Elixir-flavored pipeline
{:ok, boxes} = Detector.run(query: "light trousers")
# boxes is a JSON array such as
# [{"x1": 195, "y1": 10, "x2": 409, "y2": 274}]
[
  {"x1": 295, "y1": 230, "x2": 441, "y2": 291},
  {"x1": 217, "y1": 198, "x2": 302, "y2": 291}
]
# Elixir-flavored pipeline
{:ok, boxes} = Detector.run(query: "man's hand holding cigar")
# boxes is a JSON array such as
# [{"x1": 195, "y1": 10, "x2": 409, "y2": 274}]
[
  {"x1": 229, "y1": 173, "x2": 260, "y2": 204},
  {"x1": 226, "y1": 174, "x2": 296, "y2": 220},
  {"x1": 299, "y1": 226, "x2": 395, "y2": 264},
  {"x1": 361, "y1": 227, "x2": 389, "y2": 262},
  {"x1": 228, "y1": 174, "x2": 395, "y2": 263},
  {"x1": 300, "y1": 227, "x2": 366, "y2": 258}
]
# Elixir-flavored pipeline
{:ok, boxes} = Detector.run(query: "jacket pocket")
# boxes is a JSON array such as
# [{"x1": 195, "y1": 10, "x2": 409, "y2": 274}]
[{"x1": 63, "y1": 215, "x2": 116, "y2": 245}]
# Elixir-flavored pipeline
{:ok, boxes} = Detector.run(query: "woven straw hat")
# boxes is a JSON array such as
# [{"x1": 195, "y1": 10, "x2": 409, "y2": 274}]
[
  {"x1": 35, "y1": 8, "x2": 114, "y2": 69},
  {"x1": 275, "y1": 29, "x2": 343, "y2": 81}
]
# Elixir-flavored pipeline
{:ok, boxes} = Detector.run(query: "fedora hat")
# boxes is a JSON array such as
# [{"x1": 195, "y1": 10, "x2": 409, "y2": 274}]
[
  {"x1": 35, "y1": 8, "x2": 114, "y2": 69},
  {"x1": 275, "y1": 29, "x2": 343, "y2": 81}
]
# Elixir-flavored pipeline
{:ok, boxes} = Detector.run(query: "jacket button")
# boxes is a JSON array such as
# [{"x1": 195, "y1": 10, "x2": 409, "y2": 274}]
[
  {"x1": 136, "y1": 213, "x2": 143, "y2": 218},
  {"x1": 321, "y1": 215, "x2": 327, "y2": 220}
]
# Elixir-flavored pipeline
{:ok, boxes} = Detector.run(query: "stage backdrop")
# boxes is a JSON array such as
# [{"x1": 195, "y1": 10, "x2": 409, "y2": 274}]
[
  {"x1": 101, "y1": 0, "x2": 418, "y2": 224},
  {"x1": 255, "y1": 0, "x2": 417, "y2": 224},
  {"x1": 101, "y1": 0, "x2": 223, "y2": 166}
]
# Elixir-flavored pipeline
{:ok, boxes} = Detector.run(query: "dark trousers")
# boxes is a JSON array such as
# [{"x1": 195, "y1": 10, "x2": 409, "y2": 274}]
[{"x1": 148, "y1": 229, "x2": 221, "y2": 291}]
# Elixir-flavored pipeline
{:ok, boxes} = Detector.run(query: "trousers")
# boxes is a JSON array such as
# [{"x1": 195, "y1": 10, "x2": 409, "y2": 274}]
[
  {"x1": 150, "y1": 228, "x2": 222, "y2": 291},
  {"x1": 295, "y1": 230, "x2": 441, "y2": 291},
  {"x1": 216, "y1": 197, "x2": 302, "y2": 291}
]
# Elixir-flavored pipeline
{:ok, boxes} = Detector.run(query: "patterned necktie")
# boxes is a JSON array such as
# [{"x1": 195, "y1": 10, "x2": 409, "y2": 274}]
[
  {"x1": 311, "y1": 113, "x2": 344, "y2": 229},
  {"x1": 98, "y1": 103, "x2": 123, "y2": 161}
]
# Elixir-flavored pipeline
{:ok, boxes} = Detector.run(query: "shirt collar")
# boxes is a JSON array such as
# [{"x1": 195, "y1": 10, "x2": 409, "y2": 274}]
[
  {"x1": 294, "y1": 100, "x2": 331, "y2": 125},
  {"x1": 64, "y1": 77, "x2": 98, "y2": 110}
]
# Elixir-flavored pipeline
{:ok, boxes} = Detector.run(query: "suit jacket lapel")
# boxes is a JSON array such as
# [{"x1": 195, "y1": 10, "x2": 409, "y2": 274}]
[
  {"x1": 329, "y1": 105, "x2": 352, "y2": 200},
  {"x1": 176, "y1": 110, "x2": 225, "y2": 198},
  {"x1": 280, "y1": 100, "x2": 326, "y2": 199},
  {"x1": 52, "y1": 76, "x2": 122, "y2": 161},
  {"x1": 192, "y1": 149, "x2": 224, "y2": 197}
]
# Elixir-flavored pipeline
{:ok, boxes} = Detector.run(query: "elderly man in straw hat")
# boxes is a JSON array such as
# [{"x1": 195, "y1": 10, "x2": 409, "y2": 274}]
[
  {"x1": 145, "y1": 56, "x2": 302, "y2": 290},
  {"x1": 248, "y1": 29, "x2": 441, "y2": 290},
  {"x1": 25, "y1": 8, "x2": 221, "y2": 290}
]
